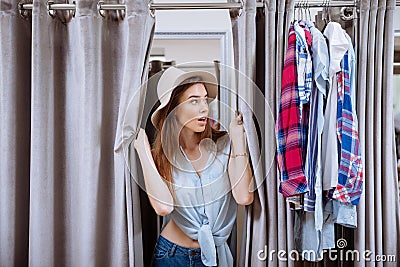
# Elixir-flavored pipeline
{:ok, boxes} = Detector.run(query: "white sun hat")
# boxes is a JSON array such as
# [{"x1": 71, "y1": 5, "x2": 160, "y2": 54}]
[{"x1": 150, "y1": 66, "x2": 218, "y2": 129}]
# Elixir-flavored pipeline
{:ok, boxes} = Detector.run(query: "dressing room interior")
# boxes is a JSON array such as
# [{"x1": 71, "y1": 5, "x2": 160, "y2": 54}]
[{"x1": 1, "y1": 0, "x2": 400, "y2": 266}]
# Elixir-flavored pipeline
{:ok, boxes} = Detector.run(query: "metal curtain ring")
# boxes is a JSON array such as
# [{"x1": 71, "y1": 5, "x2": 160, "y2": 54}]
[
  {"x1": 18, "y1": 0, "x2": 32, "y2": 20},
  {"x1": 228, "y1": 0, "x2": 242, "y2": 18},
  {"x1": 97, "y1": 0, "x2": 105, "y2": 18},
  {"x1": 340, "y1": 7, "x2": 354, "y2": 21},
  {"x1": 97, "y1": 1, "x2": 126, "y2": 20},
  {"x1": 47, "y1": 0, "x2": 76, "y2": 22},
  {"x1": 66, "y1": 1, "x2": 76, "y2": 21},
  {"x1": 148, "y1": 0, "x2": 155, "y2": 18},
  {"x1": 47, "y1": 1, "x2": 56, "y2": 18},
  {"x1": 237, "y1": 0, "x2": 244, "y2": 17}
]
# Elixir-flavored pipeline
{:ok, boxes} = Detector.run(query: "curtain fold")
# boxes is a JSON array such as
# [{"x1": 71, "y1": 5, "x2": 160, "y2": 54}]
[
  {"x1": 264, "y1": 1, "x2": 296, "y2": 267},
  {"x1": 231, "y1": 1, "x2": 265, "y2": 266},
  {"x1": 0, "y1": 1, "x2": 31, "y2": 266},
  {"x1": 355, "y1": 0, "x2": 400, "y2": 265},
  {"x1": 233, "y1": 0, "x2": 296, "y2": 266},
  {"x1": 114, "y1": 1, "x2": 155, "y2": 266},
  {"x1": 265, "y1": 1, "x2": 297, "y2": 267},
  {"x1": 1, "y1": 0, "x2": 154, "y2": 266},
  {"x1": 232, "y1": 0, "x2": 295, "y2": 266}
]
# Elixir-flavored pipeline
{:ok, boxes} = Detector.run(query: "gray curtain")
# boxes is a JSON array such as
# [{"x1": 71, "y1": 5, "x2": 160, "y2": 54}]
[
  {"x1": 230, "y1": 1, "x2": 259, "y2": 266},
  {"x1": 263, "y1": 1, "x2": 296, "y2": 267},
  {"x1": 0, "y1": 1, "x2": 31, "y2": 266},
  {"x1": 232, "y1": 0, "x2": 296, "y2": 266},
  {"x1": 355, "y1": 0, "x2": 400, "y2": 265},
  {"x1": 0, "y1": 0, "x2": 154, "y2": 266},
  {"x1": 234, "y1": 0, "x2": 400, "y2": 266}
]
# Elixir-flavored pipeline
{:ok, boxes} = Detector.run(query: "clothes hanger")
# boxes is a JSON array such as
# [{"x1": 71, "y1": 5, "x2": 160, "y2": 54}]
[
  {"x1": 307, "y1": 0, "x2": 312, "y2": 22},
  {"x1": 293, "y1": 0, "x2": 299, "y2": 24},
  {"x1": 327, "y1": 0, "x2": 332, "y2": 23},
  {"x1": 321, "y1": 0, "x2": 331, "y2": 29},
  {"x1": 301, "y1": 0, "x2": 305, "y2": 21}
]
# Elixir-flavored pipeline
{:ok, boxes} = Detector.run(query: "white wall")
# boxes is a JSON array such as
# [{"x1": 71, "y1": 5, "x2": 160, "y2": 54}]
[
  {"x1": 154, "y1": 0, "x2": 231, "y2": 32},
  {"x1": 152, "y1": 0, "x2": 232, "y2": 68},
  {"x1": 395, "y1": 7, "x2": 400, "y2": 31},
  {"x1": 394, "y1": 76, "x2": 400, "y2": 115},
  {"x1": 152, "y1": 39, "x2": 221, "y2": 67}
]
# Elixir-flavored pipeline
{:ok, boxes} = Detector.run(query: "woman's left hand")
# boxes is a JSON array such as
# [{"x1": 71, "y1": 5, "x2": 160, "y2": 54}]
[{"x1": 229, "y1": 112, "x2": 245, "y2": 138}]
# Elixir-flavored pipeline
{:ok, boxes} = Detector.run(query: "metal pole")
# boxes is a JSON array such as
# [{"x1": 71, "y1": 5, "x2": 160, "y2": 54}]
[
  {"x1": 295, "y1": 0, "x2": 357, "y2": 8},
  {"x1": 46, "y1": 3, "x2": 75, "y2": 10},
  {"x1": 19, "y1": 1, "x2": 400, "y2": 12},
  {"x1": 149, "y1": 2, "x2": 243, "y2": 10},
  {"x1": 97, "y1": 3, "x2": 125, "y2": 11}
]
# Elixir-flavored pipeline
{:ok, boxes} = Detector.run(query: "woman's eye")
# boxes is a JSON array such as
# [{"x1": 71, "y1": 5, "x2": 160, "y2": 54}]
[{"x1": 189, "y1": 98, "x2": 208, "y2": 105}]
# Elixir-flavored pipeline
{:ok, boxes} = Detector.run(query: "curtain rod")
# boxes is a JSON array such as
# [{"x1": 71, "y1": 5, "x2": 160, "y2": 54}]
[
  {"x1": 293, "y1": 0, "x2": 400, "y2": 8},
  {"x1": 17, "y1": 1, "x2": 400, "y2": 14},
  {"x1": 294, "y1": 1, "x2": 357, "y2": 8},
  {"x1": 17, "y1": 2, "x2": 249, "y2": 13},
  {"x1": 149, "y1": 2, "x2": 245, "y2": 10}
]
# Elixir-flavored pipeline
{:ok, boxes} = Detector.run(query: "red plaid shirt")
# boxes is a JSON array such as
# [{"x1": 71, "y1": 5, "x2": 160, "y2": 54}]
[{"x1": 276, "y1": 25, "x2": 310, "y2": 197}]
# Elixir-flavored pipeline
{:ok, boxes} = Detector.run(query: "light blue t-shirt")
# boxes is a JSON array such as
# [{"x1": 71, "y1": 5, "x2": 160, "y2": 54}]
[{"x1": 162, "y1": 134, "x2": 238, "y2": 266}]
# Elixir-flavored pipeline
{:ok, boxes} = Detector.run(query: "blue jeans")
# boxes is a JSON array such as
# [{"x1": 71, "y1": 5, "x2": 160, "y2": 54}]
[{"x1": 150, "y1": 235, "x2": 206, "y2": 267}]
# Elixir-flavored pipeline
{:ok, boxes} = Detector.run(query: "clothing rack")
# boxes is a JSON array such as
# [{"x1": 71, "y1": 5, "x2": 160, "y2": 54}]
[{"x1": 294, "y1": 1, "x2": 357, "y2": 8}]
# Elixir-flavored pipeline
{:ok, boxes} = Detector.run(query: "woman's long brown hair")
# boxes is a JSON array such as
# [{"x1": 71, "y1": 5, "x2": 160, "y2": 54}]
[{"x1": 151, "y1": 77, "x2": 227, "y2": 195}]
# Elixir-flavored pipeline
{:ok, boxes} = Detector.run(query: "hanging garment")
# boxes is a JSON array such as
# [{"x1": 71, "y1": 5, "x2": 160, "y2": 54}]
[
  {"x1": 335, "y1": 45, "x2": 363, "y2": 206},
  {"x1": 276, "y1": 23, "x2": 311, "y2": 199},
  {"x1": 303, "y1": 21, "x2": 329, "y2": 212},
  {"x1": 299, "y1": 21, "x2": 336, "y2": 262},
  {"x1": 332, "y1": 51, "x2": 363, "y2": 205},
  {"x1": 294, "y1": 22, "x2": 313, "y2": 106},
  {"x1": 321, "y1": 22, "x2": 348, "y2": 191},
  {"x1": 324, "y1": 22, "x2": 363, "y2": 206},
  {"x1": 324, "y1": 22, "x2": 357, "y2": 228},
  {"x1": 323, "y1": 22, "x2": 359, "y2": 227},
  {"x1": 287, "y1": 21, "x2": 314, "y2": 209}
]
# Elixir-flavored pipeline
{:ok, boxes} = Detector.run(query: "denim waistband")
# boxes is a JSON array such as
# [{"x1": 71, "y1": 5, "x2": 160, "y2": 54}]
[{"x1": 157, "y1": 235, "x2": 202, "y2": 256}]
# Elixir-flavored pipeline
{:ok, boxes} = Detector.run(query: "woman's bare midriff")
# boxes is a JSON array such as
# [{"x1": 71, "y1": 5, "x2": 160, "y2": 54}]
[{"x1": 160, "y1": 218, "x2": 200, "y2": 248}]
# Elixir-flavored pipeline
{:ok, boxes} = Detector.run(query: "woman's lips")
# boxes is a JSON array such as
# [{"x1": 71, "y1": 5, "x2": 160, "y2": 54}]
[{"x1": 197, "y1": 117, "x2": 207, "y2": 125}]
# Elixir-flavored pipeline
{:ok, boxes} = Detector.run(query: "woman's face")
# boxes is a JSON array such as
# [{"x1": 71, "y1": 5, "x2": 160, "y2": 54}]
[{"x1": 175, "y1": 83, "x2": 209, "y2": 133}]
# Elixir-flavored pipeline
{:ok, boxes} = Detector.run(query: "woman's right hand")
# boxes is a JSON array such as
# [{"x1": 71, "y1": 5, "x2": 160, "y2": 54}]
[{"x1": 134, "y1": 128, "x2": 150, "y2": 150}]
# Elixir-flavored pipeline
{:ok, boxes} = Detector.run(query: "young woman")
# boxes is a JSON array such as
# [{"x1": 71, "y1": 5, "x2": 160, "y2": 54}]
[{"x1": 134, "y1": 67, "x2": 253, "y2": 267}]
